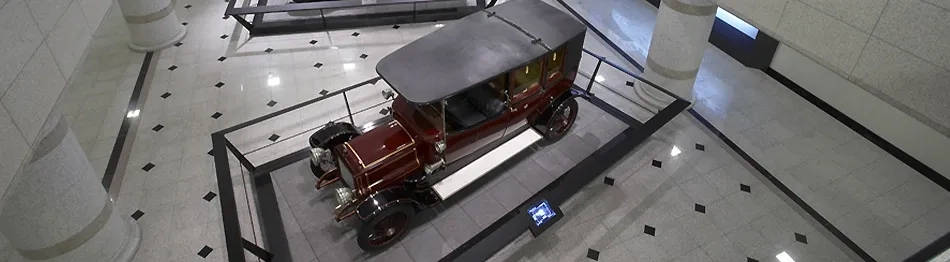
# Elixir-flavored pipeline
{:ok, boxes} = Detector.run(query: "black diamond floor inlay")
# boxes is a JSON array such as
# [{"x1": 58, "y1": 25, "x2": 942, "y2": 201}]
[
  {"x1": 651, "y1": 160, "x2": 662, "y2": 168},
  {"x1": 174, "y1": 42, "x2": 183, "y2": 47},
  {"x1": 313, "y1": 63, "x2": 323, "y2": 68},
  {"x1": 309, "y1": 40, "x2": 318, "y2": 45},
  {"x1": 795, "y1": 233, "x2": 808, "y2": 244},
  {"x1": 268, "y1": 134, "x2": 280, "y2": 142},
  {"x1": 351, "y1": 32, "x2": 360, "y2": 37},
  {"x1": 694, "y1": 203, "x2": 705, "y2": 213},
  {"x1": 586, "y1": 248, "x2": 600, "y2": 261},
  {"x1": 319, "y1": 89, "x2": 329, "y2": 95},
  {"x1": 161, "y1": 92, "x2": 171, "y2": 99},
  {"x1": 393, "y1": 24, "x2": 400, "y2": 29},
  {"x1": 264, "y1": 48, "x2": 274, "y2": 53},
  {"x1": 211, "y1": 112, "x2": 222, "y2": 119},
  {"x1": 131, "y1": 210, "x2": 144, "y2": 220},
  {"x1": 360, "y1": 53, "x2": 368, "y2": 59},
  {"x1": 220, "y1": 34, "x2": 228, "y2": 39},
  {"x1": 267, "y1": 100, "x2": 277, "y2": 107},
  {"x1": 152, "y1": 124, "x2": 164, "y2": 132},
  {"x1": 207, "y1": 149, "x2": 213, "y2": 156},
  {"x1": 695, "y1": 143, "x2": 705, "y2": 151},
  {"x1": 198, "y1": 246, "x2": 213, "y2": 258},
  {"x1": 644, "y1": 225, "x2": 655, "y2": 236},
  {"x1": 603, "y1": 177, "x2": 614, "y2": 186},
  {"x1": 217, "y1": 56, "x2": 226, "y2": 62},
  {"x1": 182, "y1": 22, "x2": 188, "y2": 26},
  {"x1": 142, "y1": 163, "x2": 155, "y2": 172},
  {"x1": 185, "y1": 4, "x2": 192, "y2": 8},
  {"x1": 168, "y1": 65, "x2": 178, "y2": 71},
  {"x1": 203, "y1": 192, "x2": 217, "y2": 201},
  {"x1": 379, "y1": 108, "x2": 389, "y2": 115},
  {"x1": 214, "y1": 82, "x2": 224, "y2": 88},
  {"x1": 740, "y1": 184, "x2": 751, "y2": 193},
  {"x1": 747, "y1": 258, "x2": 759, "y2": 262}
]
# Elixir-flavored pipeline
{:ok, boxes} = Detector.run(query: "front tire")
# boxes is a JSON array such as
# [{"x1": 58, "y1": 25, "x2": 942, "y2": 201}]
[
  {"x1": 357, "y1": 203, "x2": 414, "y2": 251},
  {"x1": 541, "y1": 97, "x2": 578, "y2": 141}
]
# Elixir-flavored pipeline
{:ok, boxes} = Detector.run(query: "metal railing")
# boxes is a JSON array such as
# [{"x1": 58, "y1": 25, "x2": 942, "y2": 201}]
[{"x1": 225, "y1": 0, "x2": 484, "y2": 35}]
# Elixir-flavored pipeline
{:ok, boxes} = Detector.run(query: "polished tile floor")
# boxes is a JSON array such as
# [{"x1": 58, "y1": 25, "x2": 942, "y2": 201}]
[
  {"x1": 559, "y1": 0, "x2": 950, "y2": 260},
  {"x1": 40, "y1": 0, "x2": 948, "y2": 261}
]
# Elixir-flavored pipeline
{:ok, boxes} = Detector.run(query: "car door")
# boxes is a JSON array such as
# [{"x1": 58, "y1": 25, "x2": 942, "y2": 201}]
[{"x1": 507, "y1": 57, "x2": 546, "y2": 132}]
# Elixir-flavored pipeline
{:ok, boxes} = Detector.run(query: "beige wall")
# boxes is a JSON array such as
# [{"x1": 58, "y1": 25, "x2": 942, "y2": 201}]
[
  {"x1": 716, "y1": 0, "x2": 950, "y2": 138},
  {"x1": 0, "y1": 0, "x2": 113, "y2": 201}
]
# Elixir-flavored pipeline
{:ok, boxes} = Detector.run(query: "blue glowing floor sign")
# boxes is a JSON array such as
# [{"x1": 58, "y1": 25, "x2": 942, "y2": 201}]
[{"x1": 525, "y1": 199, "x2": 562, "y2": 237}]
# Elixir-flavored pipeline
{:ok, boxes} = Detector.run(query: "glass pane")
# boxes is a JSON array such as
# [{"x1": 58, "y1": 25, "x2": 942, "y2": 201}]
[
  {"x1": 510, "y1": 59, "x2": 542, "y2": 100},
  {"x1": 545, "y1": 46, "x2": 566, "y2": 83}
]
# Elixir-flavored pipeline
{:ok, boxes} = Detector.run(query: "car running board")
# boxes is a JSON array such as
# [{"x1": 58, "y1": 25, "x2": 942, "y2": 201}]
[{"x1": 432, "y1": 129, "x2": 543, "y2": 200}]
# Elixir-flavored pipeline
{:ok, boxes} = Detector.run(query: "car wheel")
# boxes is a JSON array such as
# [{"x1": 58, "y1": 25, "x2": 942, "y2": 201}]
[
  {"x1": 543, "y1": 97, "x2": 578, "y2": 141},
  {"x1": 356, "y1": 203, "x2": 414, "y2": 251}
]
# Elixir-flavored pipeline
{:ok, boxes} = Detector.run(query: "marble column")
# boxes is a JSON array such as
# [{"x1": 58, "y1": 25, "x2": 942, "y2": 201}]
[
  {"x1": 635, "y1": 0, "x2": 717, "y2": 109},
  {"x1": 116, "y1": 0, "x2": 186, "y2": 51},
  {"x1": 0, "y1": 118, "x2": 140, "y2": 262}
]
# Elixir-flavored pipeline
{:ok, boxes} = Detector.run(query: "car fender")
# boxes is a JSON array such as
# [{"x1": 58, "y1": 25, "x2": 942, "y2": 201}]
[{"x1": 355, "y1": 187, "x2": 421, "y2": 221}]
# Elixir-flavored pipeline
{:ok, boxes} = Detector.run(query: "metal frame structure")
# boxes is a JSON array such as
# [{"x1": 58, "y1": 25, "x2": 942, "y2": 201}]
[{"x1": 224, "y1": 0, "x2": 485, "y2": 36}]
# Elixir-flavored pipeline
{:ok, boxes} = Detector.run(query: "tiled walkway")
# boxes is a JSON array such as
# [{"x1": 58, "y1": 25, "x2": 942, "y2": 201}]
[
  {"x1": 559, "y1": 0, "x2": 950, "y2": 260},
  {"x1": 43, "y1": 0, "x2": 947, "y2": 261}
]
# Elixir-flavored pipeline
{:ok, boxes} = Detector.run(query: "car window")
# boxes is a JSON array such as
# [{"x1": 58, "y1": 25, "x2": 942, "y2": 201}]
[
  {"x1": 544, "y1": 46, "x2": 566, "y2": 83},
  {"x1": 510, "y1": 59, "x2": 542, "y2": 101},
  {"x1": 444, "y1": 77, "x2": 507, "y2": 131}
]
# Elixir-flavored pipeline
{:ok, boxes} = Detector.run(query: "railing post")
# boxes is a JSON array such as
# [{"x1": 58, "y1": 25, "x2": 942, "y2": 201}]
[
  {"x1": 586, "y1": 59, "x2": 603, "y2": 94},
  {"x1": 343, "y1": 91, "x2": 355, "y2": 125},
  {"x1": 320, "y1": 9, "x2": 327, "y2": 28},
  {"x1": 412, "y1": 3, "x2": 417, "y2": 23}
]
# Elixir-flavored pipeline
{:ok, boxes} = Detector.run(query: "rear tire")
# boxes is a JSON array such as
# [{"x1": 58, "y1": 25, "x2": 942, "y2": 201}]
[
  {"x1": 540, "y1": 97, "x2": 578, "y2": 142},
  {"x1": 356, "y1": 203, "x2": 415, "y2": 251}
]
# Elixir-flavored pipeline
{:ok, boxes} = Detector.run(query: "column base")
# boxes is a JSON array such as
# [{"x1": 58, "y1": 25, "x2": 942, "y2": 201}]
[
  {"x1": 128, "y1": 26, "x2": 186, "y2": 52},
  {"x1": 109, "y1": 218, "x2": 141, "y2": 262},
  {"x1": 633, "y1": 82, "x2": 674, "y2": 112}
]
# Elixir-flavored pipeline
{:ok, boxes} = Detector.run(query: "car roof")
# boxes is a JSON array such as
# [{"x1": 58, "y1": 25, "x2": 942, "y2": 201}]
[{"x1": 376, "y1": 0, "x2": 586, "y2": 104}]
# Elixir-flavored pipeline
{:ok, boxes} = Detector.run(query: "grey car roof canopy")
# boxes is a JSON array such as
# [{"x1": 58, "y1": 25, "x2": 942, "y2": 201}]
[{"x1": 376, "y1": 0, "x2": 586, "y2": 104}]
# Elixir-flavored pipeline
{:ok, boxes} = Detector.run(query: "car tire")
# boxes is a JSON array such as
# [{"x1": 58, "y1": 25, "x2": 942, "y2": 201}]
[
  {"x1": 309, "y1": 122, "x2": 359, "y2": 149},
  {"x1": 541, "y1": 97, "x2": 578, "y2": 141},
  {"x1": 356, "y1": 203, "x2": 415, "y2": 251}
]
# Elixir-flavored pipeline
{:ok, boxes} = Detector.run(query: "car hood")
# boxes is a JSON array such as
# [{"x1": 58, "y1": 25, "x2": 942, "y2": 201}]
[{"x1": 339, "y1": 120, "x2": 415, "y2": 173}]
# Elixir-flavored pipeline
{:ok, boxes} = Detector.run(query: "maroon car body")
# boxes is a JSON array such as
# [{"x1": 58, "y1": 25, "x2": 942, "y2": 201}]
[{"x1": 307, "y1": 0, "x2": 586, "y2": 251}]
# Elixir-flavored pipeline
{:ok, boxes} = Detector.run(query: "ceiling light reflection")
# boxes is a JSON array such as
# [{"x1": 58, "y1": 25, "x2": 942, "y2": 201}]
[
  {"x1": 267, "y1": 73, "x2": 281, "y2": 87},
  {"x1": 670, "y1": 145, "x2": 681, "y2": 157},
  {"x1": 434, "y1": 23, "x2": 445, "y2": 28},
  {"x1": 594, "y1": 75, "x2": 605, "y2": 83},
  {"x1": 126, "y1": 109, "x2": 140, "y2": 118},
  {"x1": 776, "y1": 251, "x2": 795, "y2": 262},
  {"x1": 343, "y1": 63, "x2": 356, "y2": 71}
]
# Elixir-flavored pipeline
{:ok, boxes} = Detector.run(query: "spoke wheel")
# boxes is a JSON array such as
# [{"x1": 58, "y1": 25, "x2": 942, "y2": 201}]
[
  {"x1": 357, "y1": 203, "x2": 414, "y2": 251},
  {"x1": 543, "y1": 97, "x2": 578, "y2": 141}
]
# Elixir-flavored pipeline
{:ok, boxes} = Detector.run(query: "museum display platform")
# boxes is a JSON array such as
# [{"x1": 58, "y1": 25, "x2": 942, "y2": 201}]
[{"x1": 210, "y1": 45, "x2": 688, "y2": 261}]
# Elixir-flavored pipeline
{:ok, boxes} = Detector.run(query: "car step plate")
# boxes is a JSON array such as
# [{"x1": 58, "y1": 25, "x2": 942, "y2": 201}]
[{"x1": 433, "y1": 129, "x2": 543, "y2": 200}]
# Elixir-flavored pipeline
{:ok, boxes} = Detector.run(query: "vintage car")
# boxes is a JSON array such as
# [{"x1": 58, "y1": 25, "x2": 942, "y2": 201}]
[{"x1": 307, "y1": 0, "x2": 586, "y2": 251}]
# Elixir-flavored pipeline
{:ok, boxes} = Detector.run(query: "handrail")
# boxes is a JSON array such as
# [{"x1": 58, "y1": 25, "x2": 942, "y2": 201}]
[
  {"x1": 226, "y1": 0, "x2": 468, "y2": 15},
  {"x1": 580, "y1": 48, "x2": 687, "y2": 102},
  {"x1": 215, "y1": 76, "x2": 382, "y2": 135}
]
